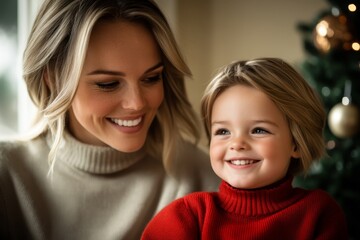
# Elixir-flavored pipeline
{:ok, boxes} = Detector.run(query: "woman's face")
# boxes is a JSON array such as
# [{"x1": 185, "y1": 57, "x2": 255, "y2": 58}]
[{"x1": 69, "y1": 20, "x2": 164, "y2": 152}]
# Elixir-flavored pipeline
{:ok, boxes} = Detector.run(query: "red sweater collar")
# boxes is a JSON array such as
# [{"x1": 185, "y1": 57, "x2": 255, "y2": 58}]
[{"x1": 218, "y1": 176, "x2": 304, "y2": 217}]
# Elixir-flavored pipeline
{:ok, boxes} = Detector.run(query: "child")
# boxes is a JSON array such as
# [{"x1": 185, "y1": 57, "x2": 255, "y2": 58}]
[{"x1": 141, "y1": 58, "x2": 348, "y2": 239}]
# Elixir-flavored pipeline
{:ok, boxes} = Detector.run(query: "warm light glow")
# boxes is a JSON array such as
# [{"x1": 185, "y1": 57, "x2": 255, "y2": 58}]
[
  {"x1": 315, "y1": 35, "x2": 330, "y2": 51},
  {"x1": 352, "y1": 42, "x2": 360, "y2": 51},
  {"x1": 326, "y1": 140, "x2": 336, "y2": 150},
  {"x1": 348, "y1": 4, "x2": 357, "y2": 12},
  {"x1": 342, "y1": 97, "x2": 350, "y2": 105},
  {"x1": 338, "y1": 15, "x2": 347, "y2": 24},
  {"x1": 316, "y1": 20, "x2": 329, "y2": 37}
]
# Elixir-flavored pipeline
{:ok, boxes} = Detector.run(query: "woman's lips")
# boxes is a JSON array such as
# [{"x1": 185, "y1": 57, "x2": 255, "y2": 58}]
[{"x1": 110, "y1": 117, "x2": 142, "y2": 127}]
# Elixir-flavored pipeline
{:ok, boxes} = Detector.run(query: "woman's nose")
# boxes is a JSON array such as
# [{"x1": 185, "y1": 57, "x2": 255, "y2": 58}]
[{"x1": 121, "y1": 85, "x2": 145, "y2": 110}]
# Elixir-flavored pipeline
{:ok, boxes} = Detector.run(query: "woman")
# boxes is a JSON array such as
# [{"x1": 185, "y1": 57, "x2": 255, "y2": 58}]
[{"x1": 0, "y1": 0, "x2": 219, "y2": 239}]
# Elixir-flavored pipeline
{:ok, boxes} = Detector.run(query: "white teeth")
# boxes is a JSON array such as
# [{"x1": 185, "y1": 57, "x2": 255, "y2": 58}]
[
  {"x1": 230, "y1": 160, "x2": 255, "y2": 166},
  {"x1": 111, "y1": 117, "x2": 142, "y2": 127}
]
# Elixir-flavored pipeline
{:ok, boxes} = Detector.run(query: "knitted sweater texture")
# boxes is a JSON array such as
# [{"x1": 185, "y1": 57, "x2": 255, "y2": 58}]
[
  {"x1": 0, "y1": 132, "x2": 219, "y2": 240},
  {"x1": 142, "y1": 177, "x2": 348, "y2": 240}
]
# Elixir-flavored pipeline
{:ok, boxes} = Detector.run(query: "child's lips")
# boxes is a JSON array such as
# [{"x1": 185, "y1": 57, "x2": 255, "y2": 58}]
[{"x1": 226, "y1": 158, "x2": 260, "y2": 166}]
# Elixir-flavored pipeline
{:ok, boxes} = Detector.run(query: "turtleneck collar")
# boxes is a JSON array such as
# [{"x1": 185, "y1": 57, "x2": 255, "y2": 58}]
[
  {"x1": 218, "y1": 176, "x2": 304, "y2": 217},
  {"x1": 46, "y1": 131, "x2": 147, "y2": 174}
]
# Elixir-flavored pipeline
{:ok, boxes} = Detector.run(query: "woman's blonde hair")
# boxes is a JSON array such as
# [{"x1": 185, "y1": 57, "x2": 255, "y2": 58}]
[
  {"x1": 201, "y1": 58, "x2": 326, "y2": 175},
  {"x1": 23, "y1": 0, "x2": 199, "y2": 175}
]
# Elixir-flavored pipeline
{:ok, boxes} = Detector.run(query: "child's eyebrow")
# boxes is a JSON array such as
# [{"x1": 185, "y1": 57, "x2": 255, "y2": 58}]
[
  {"x1": 253, "y1": 120, "x2": 279, "y2": 127},
  {"x1": 211, "y1": 119, "x2": 279, "y2": 127}
]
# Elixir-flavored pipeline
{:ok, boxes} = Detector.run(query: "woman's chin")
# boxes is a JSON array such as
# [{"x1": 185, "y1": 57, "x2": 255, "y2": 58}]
[{"x1": 110, "y1": 141, "x2": 145, "y2": 153}]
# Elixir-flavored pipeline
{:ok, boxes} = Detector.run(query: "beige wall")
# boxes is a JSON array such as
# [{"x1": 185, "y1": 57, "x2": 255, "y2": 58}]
[{"x1": 156, "y1": 0, "x2": 328, "y2": 145}]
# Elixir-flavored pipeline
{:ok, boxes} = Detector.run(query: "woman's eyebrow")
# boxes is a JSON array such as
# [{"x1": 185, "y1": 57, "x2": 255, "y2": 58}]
[{"x1": 86, "y1": 62, "x2": 164, "y2": 76}]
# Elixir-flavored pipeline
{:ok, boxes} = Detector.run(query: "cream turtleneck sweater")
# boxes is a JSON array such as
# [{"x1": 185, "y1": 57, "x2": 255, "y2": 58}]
[{"x1": 0, "y1": 132, "x2": 219, "y2": 240}]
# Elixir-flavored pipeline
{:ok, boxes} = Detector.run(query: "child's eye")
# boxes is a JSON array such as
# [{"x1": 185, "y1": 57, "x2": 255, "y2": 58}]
[
  {"x1": 96, "y1": 81, "x2": 119, "y2": 90},
  {"x1": 214, "y1": 128, "x2": 230, "y2": 136},
  {"x1": 252, "y1": 127, "x2": 269, "y2": 134}
]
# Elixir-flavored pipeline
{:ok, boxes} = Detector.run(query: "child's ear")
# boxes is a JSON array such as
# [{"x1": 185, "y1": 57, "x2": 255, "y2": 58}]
[{"x1": 291, "y1": 144, "x2": 301, "y2": 159}]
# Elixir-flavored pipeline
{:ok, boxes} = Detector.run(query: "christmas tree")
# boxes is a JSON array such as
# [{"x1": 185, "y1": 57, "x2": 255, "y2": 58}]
[{"x1": 294, "y1": 0, "x2": 360, "y2": 239}]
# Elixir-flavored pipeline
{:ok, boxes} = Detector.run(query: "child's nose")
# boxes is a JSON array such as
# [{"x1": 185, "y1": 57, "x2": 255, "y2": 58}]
[{"x1": 230, "y1": 136, "x2": 249, "y2": 151}]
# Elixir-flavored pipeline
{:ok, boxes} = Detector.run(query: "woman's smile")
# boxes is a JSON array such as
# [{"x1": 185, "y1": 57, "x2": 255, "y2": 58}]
[{"x1": 109, "y1": 117, "x2": 142, "y2": 127}]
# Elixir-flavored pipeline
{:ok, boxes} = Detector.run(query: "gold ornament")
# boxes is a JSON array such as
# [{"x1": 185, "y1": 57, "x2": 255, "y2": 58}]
[
  {"x1": 328, "y1": 103, "x2": 360, "y2": 138},
  {"x1": 313, "y1": 14, "x2": 353, "y2": 53}
]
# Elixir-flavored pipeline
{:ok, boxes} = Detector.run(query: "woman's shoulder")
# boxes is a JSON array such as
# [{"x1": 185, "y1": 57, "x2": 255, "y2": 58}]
[
  {"x1": 172, "y1": 139, "x2": 220, "y2": 191},
  {"x1": 0, "y1": 136, "x2": 36, "y2": 153},
  {"x1": 0, "y1": 137, "x2": 37, "y2": 239},
  {"x1": 0, "y1": 139, "x2": 25, "y2": 160},
  {"x1": 174, "y1": 140, "x2": 211, "y2": 171},
  {"x1": 177, "y1": 140, "x2": 209, "y2": 162},
  {"x1": 0, "y1": 135, "x2": 47, "y2": 166}
]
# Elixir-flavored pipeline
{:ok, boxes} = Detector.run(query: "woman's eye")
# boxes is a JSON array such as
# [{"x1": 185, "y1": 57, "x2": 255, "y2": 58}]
[
  {"x1": 252, "y1": 128, "x2": 268, "y2": 134},
  {"x1": 96, "y1": 81, "x2": 119, "y2": 90},
  {"x1": 214, "y1": 128, "x2": 230, "y2": 136},
  {"x1": 143, "y1": 74, "x2": 162, "y2": 84}
]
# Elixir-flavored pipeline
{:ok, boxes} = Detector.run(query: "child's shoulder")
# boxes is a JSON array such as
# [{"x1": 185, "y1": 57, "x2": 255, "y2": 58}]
[
  {"x1": 185, "y1": 190, "x2": 218, "y2": 201},
  {"x1": 301, "y1": 187, "x2": 335, "y2": 200},
  {"x1": 178, "y1": 191, "x2": 218, "y2": 206},
  {"x1": 297, "y1": 187, "x2": 343, "y2": 210},
  {"x1": 163, "y1": 191, "x2": 219, "y2": 217}
]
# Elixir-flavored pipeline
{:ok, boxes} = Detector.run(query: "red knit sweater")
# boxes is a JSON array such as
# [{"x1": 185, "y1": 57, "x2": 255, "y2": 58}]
[{"x1": 142, "y1": 177, "x2": 348, "y2": 240}]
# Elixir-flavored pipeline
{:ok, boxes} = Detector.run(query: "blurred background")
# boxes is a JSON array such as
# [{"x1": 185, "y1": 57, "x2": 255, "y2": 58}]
[
  {"x1": 0, "y1": 0, "x2": 18, "y2": 136},
  {"x1": 156, "y1": 0, "x2": 328, "y2": 127},
  {"x1": 1, "y1": 0, "x2": 359, "y2": 239},
  {"x1": 0, "y1": 0, "x2": 41, "y2": 137},
  {"x1": 0, "y1": 0, "x2": 328, "y2": 138}
]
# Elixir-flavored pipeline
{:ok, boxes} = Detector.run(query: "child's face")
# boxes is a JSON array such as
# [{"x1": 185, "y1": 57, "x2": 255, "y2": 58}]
[{"x1": 210, "y1": 84, "x2": 299, "y2": 189}]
